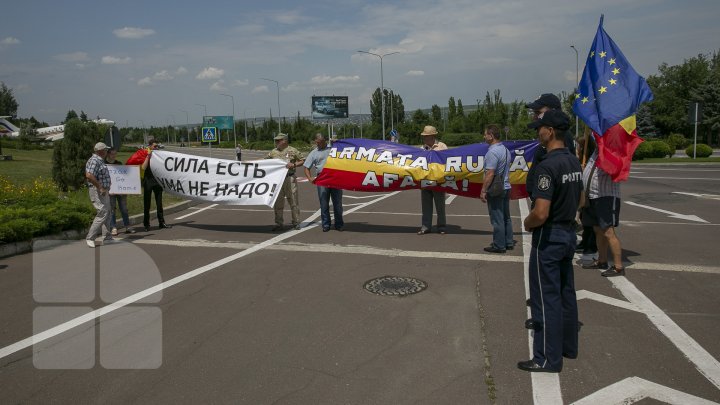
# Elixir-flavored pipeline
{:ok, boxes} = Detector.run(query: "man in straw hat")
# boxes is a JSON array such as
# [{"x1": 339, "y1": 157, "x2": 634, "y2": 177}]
[
  {"x1": 84, "y1": 142, "x2": 114, "y2": 247},
  {"x1": 267, "y1": 133, "x2": 305, "y2": 231},
  {"x1": 417, "y1": 125, "x2": 448, "y2": 235}
]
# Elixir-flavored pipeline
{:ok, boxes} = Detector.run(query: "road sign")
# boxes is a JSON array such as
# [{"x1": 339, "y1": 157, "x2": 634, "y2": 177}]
[{"x1": 202, "y1": 127, "x2": 217, "y2": 143}]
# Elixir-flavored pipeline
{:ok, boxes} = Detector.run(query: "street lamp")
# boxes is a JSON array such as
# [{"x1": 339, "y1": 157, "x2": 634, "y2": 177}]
[
  {"x1": 180, "y1": 109, "x2": 190, "y2": 146},
  {"x1": 570, "y1": 45, "x2": 579, "y2": 141},
  {"x1": 357, "y1": 50, "x2": 399, "y2": 141},
  {"x1": 195, "y1": 103, "x2": 206, "y2": 142},
  {"x1": 220, "y1": 93, "x2": 236, "y2": 147},
  {"x1": 243, "y1": 109, "x2": 252, "y2": 143},
  {"x1": 137, "y1": 120, "x2": 147, "y2": 144},
  {"x1": 260, "y1": 78, "x2": 281, "y2": 134}
]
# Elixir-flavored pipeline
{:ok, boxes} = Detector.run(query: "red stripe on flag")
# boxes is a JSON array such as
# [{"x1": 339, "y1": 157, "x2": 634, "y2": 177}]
[{"x1": 595, "y1": 123, "x2": 643, "y2": 182}]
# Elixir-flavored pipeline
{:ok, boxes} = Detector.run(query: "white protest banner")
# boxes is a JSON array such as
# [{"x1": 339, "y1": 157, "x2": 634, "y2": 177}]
[
  {"x1": 149, "y1": 151, "x2": 288, "y2": 207},
  {"x1": 107, "y1": 165, "x2": 141, "y2": 195}
]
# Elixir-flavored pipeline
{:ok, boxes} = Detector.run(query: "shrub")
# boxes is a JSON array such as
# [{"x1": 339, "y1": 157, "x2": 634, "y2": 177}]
[
  {"x1": 666, "y1": 133, "x2": 689, "y2": 150},
  {"x1": 685, "y1": 143, "x2": 713, "y2": 158},
  {"x1": 441, "y1": 133, "x2": 483, "y2": 146},
  {"x1": 633, "y1": 141, "x2": 653, "y2": 160},
  {"x1": 646, "y1": 140, "x2": 673, "y2": 158}
]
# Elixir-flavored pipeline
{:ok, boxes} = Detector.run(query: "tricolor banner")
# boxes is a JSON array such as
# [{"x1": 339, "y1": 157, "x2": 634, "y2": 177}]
[{"x1": 315, "y1": 139, "x2": 538, "y2": 200}]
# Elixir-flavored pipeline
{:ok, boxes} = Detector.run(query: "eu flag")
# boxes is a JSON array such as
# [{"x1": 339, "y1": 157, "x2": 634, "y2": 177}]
[{"x1": 573, "y1": 15, "x2": 653, "y2": 182}]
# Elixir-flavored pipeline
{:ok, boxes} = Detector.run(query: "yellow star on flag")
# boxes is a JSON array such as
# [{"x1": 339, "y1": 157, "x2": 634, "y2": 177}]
[
  {"x1": 608, "y1": 58, "x2": 616, "y2": 65},
  {"x1": 581, "y1": 97, "x2": 589, "y2": 104},
  {"x1": 590, "y1": 51, "x2": 595, "y2": 57},
  {"x1": 609, "y1": 78, "x2": 617, "y2": 85},
  {"x1": 612, "y1": 68, "x2": 620, "y2": 75},
  {"x1": 599, "y1": 51, "x2": 607, "y2": 58},
  {"x1": 599, "y1": 86, "x2": 608, "y2": 94}
]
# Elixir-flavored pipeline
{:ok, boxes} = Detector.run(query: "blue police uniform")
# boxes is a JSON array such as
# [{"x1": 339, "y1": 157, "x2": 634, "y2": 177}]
[{"x1": 528, "y1": 147, "x2": 583, "y2": 371}]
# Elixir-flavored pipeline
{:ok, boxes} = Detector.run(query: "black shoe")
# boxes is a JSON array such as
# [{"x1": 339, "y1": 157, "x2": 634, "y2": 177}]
[
  {"x1": 335, "y1": 226, "x2": 344, "y2": 232},
  {"x1": 525, "y1": 319, "x2": 541, "y2": 330},
  {"x1": 144, "y1": 225, "x2": 150, "y2": 232},
  {"x1": 484, "y1": 246, "x2": 506, "y2": 254},
  {"x1": 526, "y1": 298, "x2": 530, "y2": 307},
  {"x1": 563, "y1": 352, "x2": 578, "y2": 359},
  {"x1": 506, "y1": 245, "x2": 515, "y2": 250},
  {"x1": 582, "y1": 260, "x2": 608, "y2": 270},
  {"x1": 159, "y1": 223, "x2": 172, "y2": 229},
  {"x1": 417, "y1": 229, "x2": 430, "y2": 235},
  {"x1": 272, "y1": 225, "x2": 283, "y2": 232},
  {"x1": 322, "y1": 227, "x2": 330, "y2": 232},
  {"x1": 601, "y1": 266, "x2": 625, "y2": 277},
  {"x1": 517, "y1": 360, "x2": 559, "y2": 373}
]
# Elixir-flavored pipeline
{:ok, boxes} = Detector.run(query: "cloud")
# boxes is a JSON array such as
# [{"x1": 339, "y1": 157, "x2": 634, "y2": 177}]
[
  {"x1": 101, "y1": 55, "x2": 132, "y2": 65},
  {"x1": 309, "y1": 75, "x2": 360, "y2": 85},
  {"x1": 210, "y1": 80, "x2": 227, "y2": 91},
  {"x1": 232, "y1": 79, "x2": 249, "y2": 87},
  {"x1": 75, "y1": 64, "x2": 87, "y2": 70},
  {"x1": 175, "y1": 66, "x2": 188, "y2": 75},
  {"x1": 54, "y1": 51, "x2": 89, "y2": 62},
  {"x1": 136, "y1": 70, "x2": 175, "y2": 86},
  {"x1": 1, "y1": 37, "x2": 20, "y2": 45},
  {"x1": 196, "y1": 66, "x2": 224, "y2": 80},
  {"x1": 272, "y1": 10, "x2": 311, "y2": 25},
  {"x1": 113, "y1": 27, "x2": 156, "y2": 39},
  {"x1": 406, "y1": 70, "x2": 424, "y2": 76},
  {"x1": 252, "y1": 85, "x2": 269, "y2": 94},
  {"x1": 564, "y1": 70, "x2": 577, "y2": 83}
]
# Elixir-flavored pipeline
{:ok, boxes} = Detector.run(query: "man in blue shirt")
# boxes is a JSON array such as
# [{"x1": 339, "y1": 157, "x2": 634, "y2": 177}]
[
  {"x1": 304, "y1": 133, "x2": 344, "y2": 232},
  {"x1": 480, "y1": 124, "x2": 513, "y2": 253}
]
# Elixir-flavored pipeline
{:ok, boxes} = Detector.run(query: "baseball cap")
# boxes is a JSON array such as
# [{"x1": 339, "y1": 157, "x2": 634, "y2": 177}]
[
  {"x1": 527, "y1": 109, "x2": 570, "y2": 130},
  {"x1": 526, "y1": 93, "x2": 562, "y2": 110},
  {"x1": 274, "y1": 133, "x2": 288, "y2": 141},
  {"x1": 94, "y1": 142, "x2": 110, "y2": 151}
]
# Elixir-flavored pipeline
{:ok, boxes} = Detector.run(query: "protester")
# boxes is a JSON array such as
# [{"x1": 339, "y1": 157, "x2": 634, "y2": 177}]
[
  {"x1": 104, "y1": 148, "x2": 136, "y2": 235},
  {"x1": 304, "y1": 133, "x2": 344, "y2": 232},
  {"x1": 417, "y1": 125, "x2": 447, "y2": 235},
  {"x1": 519, "y1": 110, "x2": 583, "y2": 373},
  {"x1": 266, "y1": 133, "x2": 305, "y2": 231},
  {"x1": 575, "y1": 135, "x2": 597, "y2": 265},
  {"x1": 581, "y1": 148, "x2": 626, "y2": 277},
  {"x1": 141, "y1": 138, "x2": 171, "y2": 231},
  {"x1": 85, "y1": 142, "x2": 114, "y2": 247},
  {"x1": 235, "y1": 144, "x2": 242, "y2": 161},
  {"x1": 480, "y1": 124, "x2": 513, "y2": 253}
]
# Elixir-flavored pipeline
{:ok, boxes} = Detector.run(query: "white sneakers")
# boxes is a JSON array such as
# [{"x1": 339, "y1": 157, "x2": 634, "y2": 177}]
[
  {"x1": 111, "y1": 227, "x2": 118, "y2": 236},
  {"x1": 86, "y1": 239, "x2": 95, "y2": 248}
]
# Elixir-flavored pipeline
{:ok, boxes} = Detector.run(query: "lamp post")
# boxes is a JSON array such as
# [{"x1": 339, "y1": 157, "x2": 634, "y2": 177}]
[
  {"x1": 180, "y1": 109, "x2": 190, "y2": 146},
  {"x1": 137, "y1": 120, "x2": 147, "y2": 144},
  {"x1": 357, "y1": 50, "x2": 399, "y2": 141},
  {"x1": 570, "y1": 45, "x2": 579, "y2": 141},
  {"x1": 243, "y1": 109, "x2": 252, "y2": 143},
  {"x1": 220, "y1": 93, "x2": 236, "y2": 147},
  {"x1": 260, "y1": 78, "x2": 281, "y2": 134},
  {"x1": 195, "y1": 103, "x2": 206, "y2": 143}
]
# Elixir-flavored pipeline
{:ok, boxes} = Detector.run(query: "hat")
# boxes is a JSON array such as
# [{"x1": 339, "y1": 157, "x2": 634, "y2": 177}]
[
  {"x1": 274, "y1": 133, "x2": 288, "y2": 141},
  {"x1": 420, "y1": 125, "x2": 438, "y2": 136},
  {"x1": 526, "y1": 93, "x2": 562, "y2": 110},
  {"x1": 94, "y1": 142, "x2": 109, "y2": 151},
  {"x1": 527, "y1": 109, "x2": 570, "y2": 131}
]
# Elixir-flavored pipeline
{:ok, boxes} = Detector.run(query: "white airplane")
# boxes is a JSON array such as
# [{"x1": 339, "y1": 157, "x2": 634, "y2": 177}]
[{"x1": 0, "y1": 116, "x2": 115, "y2": 141}]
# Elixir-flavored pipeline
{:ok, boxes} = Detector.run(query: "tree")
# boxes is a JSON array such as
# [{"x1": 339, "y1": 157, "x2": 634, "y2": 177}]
[
  {"x1": 64, "y1": 110, "x2": 79, "y2": 123},
  {"x1": 18, "y1": 125, "x2": 39, "y2": 150},
  {"x1": 80, "y1": 110, "x2": 88, "y2": 122},
  {"x1": 52, "y1": 119, "x2": 106, "y2": 190},
  {"x1": 0, "y1": 82, "x2": 19, "y2": 117},
  {"x1": 447, "y1": 97, "x2": 457, "y2": 121},
  {"x1": 691, "y1": 72, "x2": 720, "y2": 145},
  {"x1": 430, "y1": 104, "x2": 442, "y2": 126},
  {"x1": 636, "y1": 104, "x2": 659, "y2": 138}
]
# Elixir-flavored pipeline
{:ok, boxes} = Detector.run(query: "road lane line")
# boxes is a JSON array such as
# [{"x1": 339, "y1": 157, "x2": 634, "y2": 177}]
[
  {"x1": 0, "y1": 192, "x2": 400, "y2": 362},
  {"x1": 174, "y1": 203, "x2": 218, "y2": 220}
]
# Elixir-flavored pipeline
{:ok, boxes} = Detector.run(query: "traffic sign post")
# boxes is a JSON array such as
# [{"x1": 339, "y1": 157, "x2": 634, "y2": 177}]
[{"x1": 202, "y1": 127, "x2": 217, "y2": 157}]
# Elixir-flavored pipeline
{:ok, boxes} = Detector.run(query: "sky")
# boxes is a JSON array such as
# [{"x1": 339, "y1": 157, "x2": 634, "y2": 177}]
[{"x1": 2, "y1": 0, "x2": 719, "y2": 128}]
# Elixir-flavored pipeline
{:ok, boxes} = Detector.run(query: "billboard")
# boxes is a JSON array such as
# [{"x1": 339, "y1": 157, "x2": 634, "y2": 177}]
[
  {"x1": 203, "y1": 115, "x2": 234, "y2": 130},
  {"x1": 311, "y1": 96, "x2": 349, "y2": 119}
]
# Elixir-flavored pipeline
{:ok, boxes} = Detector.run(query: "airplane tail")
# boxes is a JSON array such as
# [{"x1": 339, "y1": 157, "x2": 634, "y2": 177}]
[{"x1": 0, "y1": 117, "x2": 20, "y2": 136}]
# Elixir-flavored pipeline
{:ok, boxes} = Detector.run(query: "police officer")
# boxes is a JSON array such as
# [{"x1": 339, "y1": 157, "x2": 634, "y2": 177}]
[{"x1": 518, "y1": 109, "x2": 583, "y2": 373}]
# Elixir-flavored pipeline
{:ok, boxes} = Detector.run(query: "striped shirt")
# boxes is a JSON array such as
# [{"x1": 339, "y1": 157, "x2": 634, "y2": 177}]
[
  {"x1": 85, "y1": 153, "x2": 111, "y2": 189},
  {"x1": 583, "y1": 151, "x2": 620, "y2": 198}
]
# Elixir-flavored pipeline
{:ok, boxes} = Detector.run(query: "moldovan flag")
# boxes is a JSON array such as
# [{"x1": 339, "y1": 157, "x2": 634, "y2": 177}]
[{"x1": 572, "y1": 15, "x2": 653, "y2": 182}]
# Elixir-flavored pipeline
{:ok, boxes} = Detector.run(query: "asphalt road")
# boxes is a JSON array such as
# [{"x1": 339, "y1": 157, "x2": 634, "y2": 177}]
[{"x1": 1, "y1": 147, "x2": 719, "y2": 404}]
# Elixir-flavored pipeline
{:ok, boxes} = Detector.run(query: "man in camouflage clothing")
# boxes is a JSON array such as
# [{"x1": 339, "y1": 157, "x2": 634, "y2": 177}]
[{"x1": 266, "y1": 133, "x2": 305, "y2": 231}]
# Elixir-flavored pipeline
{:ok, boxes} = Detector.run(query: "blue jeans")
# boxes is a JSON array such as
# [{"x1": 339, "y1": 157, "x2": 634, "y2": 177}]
[
  {"x1": 487, "y1": 189, "x2": 513, "y2": 249},
  {"x1": 109, "y1": 194, "x2": 130, "y2": 228},
  {"x1": 317, "y1": 186, "x2": 344, "y2": 229}
]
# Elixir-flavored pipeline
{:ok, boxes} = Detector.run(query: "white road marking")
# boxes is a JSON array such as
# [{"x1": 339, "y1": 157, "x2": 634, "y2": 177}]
[
  {"x1": 175, "y1": 203, "x2": 218, "y2": 220},
  {"x1": 343, "y1": 194, "x2": 391, "y2": 199},
  {"x1": 625, "y1": 201, "x2": 709, "y2": 223},
  {"x1": 0, "y1": 192, "x2": 400, "y2": 362},
  {"x1": 576, "y1": 290, "x2": 641, "y2": 312},
  {"x1": 519, "y1": 198, "x2": 563, "y2": 404},
  {"x1": 571, "y1": 377, "x2": 717, "y2": 405},
  {"x1": 608, "y1": 276, "x2": 720, "y2": 390},
  {"x1": 673, "y1": 191, "x2": 720, "y2": 201},
  {"x1": 445, "y1": 194, "x2": 458, "y2": 205}
]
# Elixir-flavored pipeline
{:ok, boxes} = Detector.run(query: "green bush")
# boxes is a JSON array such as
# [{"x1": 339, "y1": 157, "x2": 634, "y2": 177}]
[
  {"x1": 685, "y1": 143, "x2": 713, "y2": 158},
  {"x1": 666, "y1": 133, "x2": 689, "y2": 150},
  {"x1": 441, "y1": 133, "x2": 483, "y2": 146},
  {"x1": 647, "y1": 140, "x2": 673, "y2": 158},
  {"x1": 633, "y1": 141, "x2": 653, "y2": 160}
]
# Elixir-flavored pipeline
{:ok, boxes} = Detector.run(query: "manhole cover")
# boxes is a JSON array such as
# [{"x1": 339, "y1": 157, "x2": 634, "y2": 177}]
[{"x1": 363, "y1": 276, "x2": 427, "y2": 296}]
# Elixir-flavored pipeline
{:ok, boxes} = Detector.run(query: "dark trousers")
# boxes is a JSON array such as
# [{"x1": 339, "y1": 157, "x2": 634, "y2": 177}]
[
  {"x1": 143, "y1": 184, "x2": 165, "y2": 227},
  {"x1": 528, "y1": 225, "x2": 579, "y2": 371}
]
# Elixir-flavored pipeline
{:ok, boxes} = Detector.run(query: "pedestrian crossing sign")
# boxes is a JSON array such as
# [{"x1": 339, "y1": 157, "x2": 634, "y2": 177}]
[{"x1": 202, "y1": 127, "x2": 217, "y2": 142}]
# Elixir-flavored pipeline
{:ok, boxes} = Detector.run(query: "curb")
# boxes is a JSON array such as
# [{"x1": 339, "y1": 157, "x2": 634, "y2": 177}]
[{"x1": 0, "y1": 199, "x2": 199, "y2": 259}]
